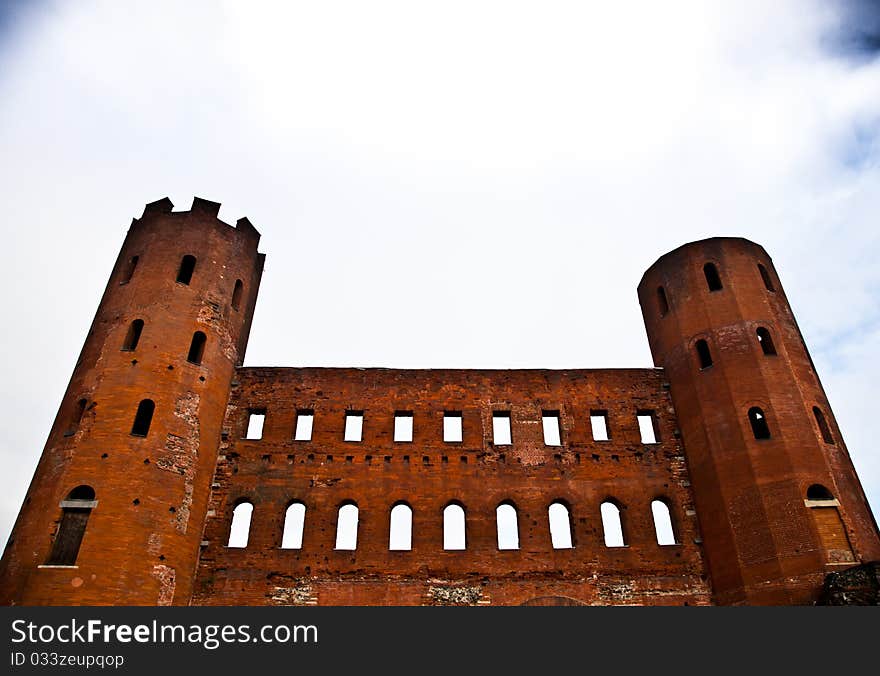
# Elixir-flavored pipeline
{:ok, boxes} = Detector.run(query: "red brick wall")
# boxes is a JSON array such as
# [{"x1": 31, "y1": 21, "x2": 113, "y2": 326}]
[{"x1": 193, "y1": 367, "x2": 711, "y2": 606}]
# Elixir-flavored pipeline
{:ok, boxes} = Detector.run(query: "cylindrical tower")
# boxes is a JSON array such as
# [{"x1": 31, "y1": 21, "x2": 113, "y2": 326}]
[
  {"x1": 0, "y1": 197, "x2": 264, "y2": 605},
  {"x1": 638, "y1": 237, "x2": 880, "y2": 605}
]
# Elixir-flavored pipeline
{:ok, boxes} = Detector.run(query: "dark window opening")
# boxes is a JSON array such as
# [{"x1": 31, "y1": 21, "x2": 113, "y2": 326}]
[
  {"x1": 176, "y1": 255, "x2": 196, "y2": 285},
  {"x1": 187, "y1": 331, "x2": 207, "y2": 365},
  {"x1": 657, "y1": 286, "x2": 669, "y2": 317},
  {"x1": 232, "y1": 279, "x2": 244, "y2": 311},
  {"x1": 756, "y1": 327, "x2": 776, "y2": 356},
  {"x1": 748, "y1": 407, "x2": 771, "y2": 440},
  {"x1": 807, "y1": 484, "x2": 834, "y2": 501},
  {"x1": 813, "y1": 407, "x2": 835, "y2": 444},
  {"x1": 758, "y1": 264, "x2": 775, "y2": 292},
  {"x1": 696, "y1": 339, "x2": 713, "y2": 369},
  {"x1": 121, "y1": 319, "x2": 144, "y2": 351},
  {"x1": 65, "y1": 398, "x2": 87, "y2": 436},
  {"x1": 120, "y1": 255, "x2": 139, "y2": 285},
  {"x1": 704, "y1": 262, "x2": 723, "y2": 291},
  {"x1": 46, "y1": 486, "x2": 96, "y2": 566},
  {"x1": 130, "y1": 399, "x2": 155, "y2": 437}
]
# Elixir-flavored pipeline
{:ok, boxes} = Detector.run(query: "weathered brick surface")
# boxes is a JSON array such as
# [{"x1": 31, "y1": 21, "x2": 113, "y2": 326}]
[
  {"x1": 1, "y1": 202, "x2": 877, "y2": 606},
  {"x1": 192, "y1": 367, "x2": 710, "y2": 606}
]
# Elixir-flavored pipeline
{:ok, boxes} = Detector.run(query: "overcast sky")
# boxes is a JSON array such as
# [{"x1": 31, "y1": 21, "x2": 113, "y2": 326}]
[{"x1": 1, "y1": 1, "x2": 878, "y2": 550}]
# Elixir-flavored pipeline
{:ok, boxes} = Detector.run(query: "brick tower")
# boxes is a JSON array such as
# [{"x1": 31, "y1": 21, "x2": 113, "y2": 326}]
[
  {"x1": 0, "y1": 197, "x2": 264, "y2": 605},
  {"x1": 638, "y1": 237, "x2": 880, "y2": 604}
]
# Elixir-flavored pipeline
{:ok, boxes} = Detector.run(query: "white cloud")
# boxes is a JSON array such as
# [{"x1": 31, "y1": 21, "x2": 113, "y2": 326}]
[{"x1": 0, "y1": 0, "x2": 878, "y2": 551}]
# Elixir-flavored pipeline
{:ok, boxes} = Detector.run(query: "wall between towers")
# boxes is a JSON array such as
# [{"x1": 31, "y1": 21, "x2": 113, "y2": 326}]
[{"x1": 193, "y1": 367, "x2": 712, "y2": 606}]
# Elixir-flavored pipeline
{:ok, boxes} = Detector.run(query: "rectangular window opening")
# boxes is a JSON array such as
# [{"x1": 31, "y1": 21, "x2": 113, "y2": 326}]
[
  {"x1": 542, "y1": 410, "x2": 562, "y2": 446},
  {"x1": 443, "y1": 411, "x2": 463, "y2": 443},
  {"x1": 394, "y1": 411, "x2": 413, "y2": 442},
  {"x1": 344, "y1": 411, "x2": 363, "y2": 442},
  {"x1": 245, "y1": 410, "x2": 266, "y2": 440},
  {"x1": 294, "y1": 409, "x2": 314, "y2": 441},
  {"x1": 590, "y1": 411, "x2": 609, "y2": 442},
  {"x1": 492, "y1": 411, "x2": 512, "y2": 446},
  {"x1": 637, "y1": 411, "x2": 659, "y2": 444}
]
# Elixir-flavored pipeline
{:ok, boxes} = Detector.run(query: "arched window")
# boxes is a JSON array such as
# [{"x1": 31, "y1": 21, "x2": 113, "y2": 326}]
[
  {"x1": 281, "y1": 502, "x2": 306, "y2": 549},
  {"x1": 601, "y1": 501, "x2": 626, "y2": 547},
  {"x1": 176, "y1": 255, "x2": 196, "y2": 285},
  {"x1": 696, "y1": 339, "x2": 713, "y2": 369},
  {"x1": 121, "y1": 319, "x2": 144, "y2": 351},
  {"x1": 443, "y1": 503, "x2": 466, "y2": 550},
  {"x1": 657, "y1": 286, "x2": 669, "y2": 317},
  {"x1": 335, "y1": 502, "x2": 359, "y2": 550},
  {"x1": 496, "y1": 502, "x2": 519, "y2": 550},
  {"x1": 227, "y1": 501, "x2": 253, "y2": 548},
  {"x1": 748, "y1": 407, "x2": 771, "y2": 439},
  {"x1": 704, "y1": 262, "x2": 723, "y2": 291},
  {"x1": 46, "y1": 485, "x2": 96, "y2": 565},
  {"x1": 758, "y1": 264, "x2": 775, "y2": 292},
  {"x1": 548, "y1": 501, "x2": 573, "y2": 549},
  {"x1": 807, "y1": 484, "x2": 834, "y2": 501},
  {"x1": 232, "y1": 279, "x2": 244, "y2": 311},
  {"x1": 651, "y1": 499, "x2": 676, "y2": 545},
  {"x1": 813, "y1": 407, "x2": 835, "y2": 444},
  {"x1": 805, "y1": 484, "x2": 854, "y2": 563},
  {"x1": 389, "y1": 503, "x2": 412, "y2": 551},
  {"x1": 120, "y1": 255, "x2": 138, "y2": 285},
  {"x1": 187, "y1": 331, "x2": 207, "y2": 365},
  {"x1": 130, "y1": 399, "x2": 155, "y2": 437},
  {"x1": 756, "y1": 327, "x2": 776, "y2": 356}
]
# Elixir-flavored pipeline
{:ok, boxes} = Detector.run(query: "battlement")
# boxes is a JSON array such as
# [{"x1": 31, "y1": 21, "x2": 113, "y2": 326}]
[{"x1": 137, "y1": 196, "x2": 262, "y2": 246}]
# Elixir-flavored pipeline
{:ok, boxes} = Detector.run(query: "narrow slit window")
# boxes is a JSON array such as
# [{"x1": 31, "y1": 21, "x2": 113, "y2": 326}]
[
  {"x1": 394, "y1": 412, "x2": 413, "y2": 442},
  {"x1": 281, "y1": 502, "x2": 306, "y2": 549},
  {"x1": 344, "y1": 411, "x2": 363, "y2": 442},
  {"x1": 637, "y1": 411, "x2": 658, "y2": 444},
  {"x1": 696, "y1": 339, "x2": 713, "y2": 369},
  {"x1": 813, "y1": 407, "x2": 835, "y2": 444},
  {"x1": 651, "y1": 499, "x2": 676, "y2": 545},
  {"x1": 121, "y1": 319, "x2": 144, "y2": 351},
  {"x1": 758, "y1": 264, "x2": 775, "y2": 292},
  {"x1": 46, "y1": 485, "x2": 96, "y2": 566},
  {"x1": 176, "y1": 255, "x2": 196, "y2": 285},
  {"x1": 120, "y1": 255, "x2": 139, "y2": 285},
  {"x1": 590, "y1": 411, "x2": 609, "y2": 441},
  {"x1": 443, "y1": 503, "x2": 466, "y2": 550},
  {"x1": 704, "y1": 262, "x2": 723, "y2": 291},
  {"x1": 231, "y1": 279, "x2": 244, "y2": 311},
  {"x1": 492, "y1": 411, "x2": 512, "y2": 445},
  {"x1": 130, "y1": 399, "x2": 155, "y2": 437},
  {"x1": 443, "y1": 411, "x2": 463, "y2": 443},
  {"x1": 227, "y1": 501, "x2": 253, "y2": 548},
  {"x1": 389, "y1": 503, "x2": 413, "y2": 551},
  {"x1": 245, "y1": 410, "x2": 266, "y2": 440},
  {"x1": 294, "y1": 409, "x2": 314, "y2": 441},
  {"x1": 548, "y1": 501, "x2": 573, "y2": 549},
  {"x1": 542, "y1": 411, "x2": 562, "y2": 446},
  {"x1": 756, "y1": 327, "x2": 776, "y2": 356},
  {"x1": 496, "y1": 503, "x2": 519, "y2": 550},
  {"x1": 187, "y1": 331, "x2": 207, "y2": 364},
  {"x1": 748, "y1": 407, "x2": 771, "y2": 440},
  {"x1": 601, "y1": 501, "x2": 625, "y2": 547},
  {"x1": 66, "y1": 398, "x2": 87, "y2": 436},
  {"x1": 335, "y1": 503, "x2": 359, "y2": 550},
  {"x1": 657, "y1": 286, "x2": 669, "y2": 317}
]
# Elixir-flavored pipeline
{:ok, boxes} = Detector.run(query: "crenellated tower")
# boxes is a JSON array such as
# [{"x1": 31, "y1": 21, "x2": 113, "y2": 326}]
[
  {"x1": 0, "y1": 197, "x2": 264, "y2": 605},
  {"x1": 638, "y1": 237, "x2": 880, "y2": 604}
]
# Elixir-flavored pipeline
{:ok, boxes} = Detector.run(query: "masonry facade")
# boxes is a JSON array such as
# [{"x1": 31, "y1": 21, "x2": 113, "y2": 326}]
[{"x1": 1, "y1": 197, "x2": 878, "y2": 606}]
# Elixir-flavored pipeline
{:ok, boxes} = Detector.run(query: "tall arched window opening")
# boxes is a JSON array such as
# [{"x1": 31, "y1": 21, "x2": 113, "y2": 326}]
[
  {"x1": 443, "y1": 503, "x2": 466, "y2": 550},
  {"x1": 389, "y1": 503, "x2": 413, "y2": 551},
  {"x1": 281, "y1": 502, "x2": 306, "y2": 549},
  {"x1": 335, "y1": 503, "x2": 359, "y2": 550},
  {"x1": 601, "y1": 501, "x2": 626, "y2": 547},
  {"x1": 496, "y1": 503, "x2": 519, "y2": 550},
  {"x1": 548, "y1": 501, "x2": 573, "y2": 549},
  {"x1": 227, "y1": 501, "x2": 253, "y2": 548}
]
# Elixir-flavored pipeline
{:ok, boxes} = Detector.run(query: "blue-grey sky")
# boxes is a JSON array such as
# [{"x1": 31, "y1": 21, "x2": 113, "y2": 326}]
[{"x1": 1, "y1": 1, "x2": 878, "y2": 549}]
